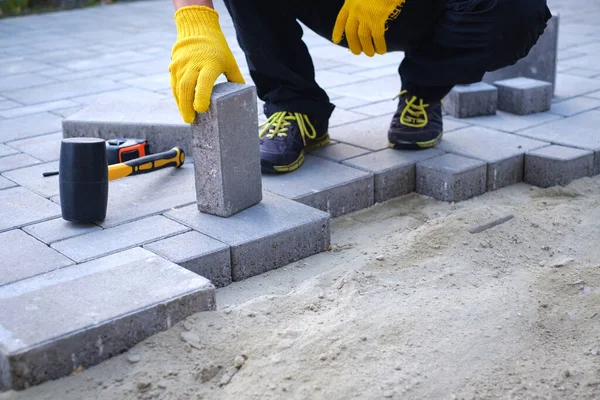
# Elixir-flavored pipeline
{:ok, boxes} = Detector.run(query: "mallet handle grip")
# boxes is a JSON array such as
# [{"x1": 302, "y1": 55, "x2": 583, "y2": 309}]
[{"x1": 108, "y1": 147, "x2": 185, "y2": 181}]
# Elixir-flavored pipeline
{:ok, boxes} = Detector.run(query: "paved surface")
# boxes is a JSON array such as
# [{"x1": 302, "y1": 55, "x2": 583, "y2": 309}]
[{"x1": 1, "y1": 0, "x2": 600, "y2": 390}]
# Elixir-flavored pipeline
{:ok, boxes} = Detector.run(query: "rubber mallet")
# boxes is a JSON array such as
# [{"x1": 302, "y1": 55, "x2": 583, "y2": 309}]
[{"x1": 59, "y1": 138, "x2": 185, "y2": 223}]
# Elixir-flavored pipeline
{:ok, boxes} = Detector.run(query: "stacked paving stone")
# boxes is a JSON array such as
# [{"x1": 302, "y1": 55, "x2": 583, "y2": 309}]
[{"x1": 2, "y1": 0, "x2": 600, "y2": 392}]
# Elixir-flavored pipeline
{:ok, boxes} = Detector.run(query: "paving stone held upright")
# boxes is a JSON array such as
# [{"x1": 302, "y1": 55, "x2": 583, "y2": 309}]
[{"x1": 192, "y1": 83, "x2": 262, "y2": 217}]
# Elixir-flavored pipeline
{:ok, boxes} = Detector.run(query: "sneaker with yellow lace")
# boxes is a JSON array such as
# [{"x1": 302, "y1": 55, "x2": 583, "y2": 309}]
[
  {"x1": 258, "y1": 111, "x2": 330, "y2": 173},
  {"x1": 387, "y1": 90, "x2": 443, "y2": 150}
]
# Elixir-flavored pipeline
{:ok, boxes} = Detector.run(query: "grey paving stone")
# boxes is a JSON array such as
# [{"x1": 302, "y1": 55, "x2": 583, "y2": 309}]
[
  {"x1": 309, "y1": 142, "x2": 371, "y2": 162},
  {"x1": 0, "y1": 153, "x2": 41, "y2": 172},
  {"x1": 57, "y1": 50, "x2": 155, "y2": 71},
  {"x1": 122, "y1": 72, "x2": 171, "y2": 91},
  {"x1": 101, "y1": 71, "x2": 140, "y2": 81},
  {"x1": 442, "y1": 83, "x2": 498, "y2": 118},
  {"x1": 144, "y1": 231, "x2": 232, "y2": 288},
  {"x1": 553, "y1": 73, "x2": 600, "y2": 100},
  {"x1": 483, "y1": 14, "x2": 559, "y2": 91},
  {"x1": 0, "y1": 144, "x2": 18, "y2": 158},
  {"x1": 0, "y1": 100, "x2": 20, "y2": 111},
  {"x1": 416, "y1": 154, "x2": 487, "y2": 202},
  {"x1": 192, "y1": 82, "x2": 262, "y2": 217},
  {"x1": 0, "y1": 99, "x2": 79, "y2": 119},
  {"x1": 328, "y1": 107, "x2": 370, "y2": 128},
  {"x1": 50, "y1": 105, "x2": 85, "y2": 118},
  {"x1": 458, "y1": 110, "x2": 562, "y2": 133},
  {"x1": 0, "y1": 73, "x2": 56, "y2": 92},
  {"x1": 0, "y1": 60, "x2": 50, "y2": 76},
  {"x1": 0, "y1": 176, "x2": 16, "y2": 190},
  {"x1": 0, "y1": 112, "x2": 63, "y2": 143},
  {"x1": 63, "y1": 91, "x2": 191, "y2": 154},
  {"x1": 51, "y1": 215, "x2": 189, "y2": 263},
  {"x1": 343, "y1": 148, "x2": 444, "y2": 203},
  {"x1": 0, "y1": 230, "x2": 73, "y2": 287},
  {"x1": 23, "y1": 217, "x2": 102, "y2": 245},
  {"x1": 165, "y1": 191, "x2": 330, "y2": 281},
  {"x1": 2, "y1": 78, "x2": 125, "y2": 105},
  {"x1": 329, "y1": 113, "x2": 395, "y2": 151},
  {"x1": 7, "y1": 132, "x2": 62, "y2": 162},
  {"x1": 262, "y1": 155, "x2": 374, "y2": 218},
  {"x1": 435, "y1": 127, "x2": 549, "y2": 191},
  {"x1": 524, "y1": 145, "x2": 594, "y2": 188},
  {"x1": 2, "y1": 161, "x2": 59, "y2": 198},
  {"x1": 0, "y1": 187, "x2": 61, "y2": 232},
  {"x1": 0, "y1": 247, "x2": 215, "y2": 391},
  {"x1": 549, "y1": 96, "x2": 600, "y2": 117},
  {"x1": 516, "y1": 110, "x2": 600, "y2": 174},
  {"x1": 329, "y1": 74, "x2": 401, "y2": 102},
  {"x1": 494, "y1": 78, "x2": 553, "y2": 115}
]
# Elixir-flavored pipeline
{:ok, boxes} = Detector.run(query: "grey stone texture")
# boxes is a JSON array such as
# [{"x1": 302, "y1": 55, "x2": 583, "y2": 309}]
[
  {"x1": 0, "y1": 247, "x2": 215, "y2": 391},
  {"x1": 516, "y1": 110, "x2": 600, "y2": 174},
  {"x1": 416, "y1": 154, "x2": 487, "y2": 202},
  {"x1": 0, "y1": 187, "x2": 61, "y2": 233},
  {"x1": 51, "y1": 215, "x2": 189, "y2": 263},
  {"x1": 144, "y1": 231, "x2": 232, "y2": 288},
  {"x1": 435, "y1": 127, "x2": 549, "y2": 191},
  {"x1": 0, "y1": 112, "x2": 62, "y2": 143},
  {"x1": 192, "y1": 82, "x2": 262, "y2": 217},
  {"x1": 2, "y1": 161, "x2": 60, "y2": 198},
  {"x1": 62, "y1": 91, "x2": 191, "y2": 154},
  {"x1": 0, "y1": 153, "x2": 41, "y2": 173},
  {"x1": 7, "y1": 132, "x2": 62, "y2": 162},
  {"x1": 524, "y1": 145, "x2": 594, "y2": 187},
  {"x1": 0, "y1": 230, "x2": 74, "y2": 287},
  {"x1": 0, "y1": 176, "x2": 16, "y2": 190},
  {"x1": 442, "y1": 83, "x2": 498, "y2": 118},
  {"x1": 342, "y1": 148, "x2": 444, "y2": 203},
  {"x1": 483, "y1": 13, "x2": 559, "y2": 92},
  {"x1": 329, "y1": 113, "x2": 395, "y2": 151},
  {"x1": 310, "y1": 142, "x2": 371, "y2": 162},
  {"x1": 23, "y1": 217, "x2": 102, "y2": 244},
  {"x1": 262, "y1": 155, "x2": 373, "y2": 217},
  {"x1": 494, "y1": 78, "x2": 553, "y2": 115},
  {"x1": 165, "y1": 192, "x2": 330, "y2": 281},
  {"x1": 0, "y1": 144, "x2": 18, "y2": 157}
]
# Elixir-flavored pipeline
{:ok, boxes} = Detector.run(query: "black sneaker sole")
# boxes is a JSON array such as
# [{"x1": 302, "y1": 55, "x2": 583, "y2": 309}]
[
  {"x1": 388, "y1": 132, "x2": 443, "y2": 151},
  {"x1": 260, "y1": 133, "x2": 330, "y2": 174}
]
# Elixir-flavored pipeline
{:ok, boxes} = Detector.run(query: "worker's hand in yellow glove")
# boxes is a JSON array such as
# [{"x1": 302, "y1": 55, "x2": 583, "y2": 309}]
[
  {"x1": 332, "y1": 0, "x2": 404, "y2": 57},
  {"x1": 169, "y1": 6, "x2": 245, "y2": 123}
]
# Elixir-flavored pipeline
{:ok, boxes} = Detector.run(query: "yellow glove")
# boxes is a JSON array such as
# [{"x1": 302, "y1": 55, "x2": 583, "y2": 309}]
[
  {"x1": 169, "y1": 6, "x2": 245, "y2": 123},
  {"x1": 332, "y1": 0, "x2": 405, "y2": 57}
]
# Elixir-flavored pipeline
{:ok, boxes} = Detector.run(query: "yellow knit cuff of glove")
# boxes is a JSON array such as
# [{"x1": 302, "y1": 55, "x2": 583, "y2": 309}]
[
  {"x1": 174, "y1": 5, "x2": 221, "y2": 38},
  {"x1": 332, "y1": 0, "x2": 406, "y2": 57}
]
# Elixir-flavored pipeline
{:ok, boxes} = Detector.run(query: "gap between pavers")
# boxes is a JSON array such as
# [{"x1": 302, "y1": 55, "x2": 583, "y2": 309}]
[{"x1": 0, "y1": 247, "x2": 216, "y2": 391}]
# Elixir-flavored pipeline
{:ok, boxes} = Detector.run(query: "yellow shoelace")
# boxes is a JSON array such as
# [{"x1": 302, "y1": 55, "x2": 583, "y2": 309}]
[
  {"x1": 396, "y1": 90, "x2": 429, "y2": 128},
  {"x1": 259, "y1": 111, "x2": 317, "y2": 146}
]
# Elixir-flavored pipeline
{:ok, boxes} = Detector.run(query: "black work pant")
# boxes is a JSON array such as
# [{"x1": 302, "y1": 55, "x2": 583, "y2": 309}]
[{"x1": 223, "y1": 0, "x2": 552, "y2": 122}]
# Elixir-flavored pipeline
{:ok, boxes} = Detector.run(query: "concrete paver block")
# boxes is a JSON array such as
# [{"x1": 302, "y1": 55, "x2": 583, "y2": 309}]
[
  {"x1": 0, "y1": 176, "x2": 16, "y2": 190},
  {"x1": 329, "y1": 113, "x2": 395, "y2": 151},
  {"x1": 0, "y1": 247, "x2": 215, "y2": 391},
  {"x1": 191, "y1": 82, "x2": 262, "y2": 217},
  {"x1": 0, "y1": 112, "x2": 62, "y2": 143},
  {"x1": 2, "y1": 161, "x2": 59, "y2": 198},
  {"x1": 524, "y1": 145, "x2": 594, "y2": 187},
  {"x1": 549, "y1": 96, "x2": 600, "y2": 117},
  {"x1": 7, "y1": 132, "x2": 62, "y2": 162},
  {"x1": 483, "y1": 14, "x2": 559, "y2": 92},
  {"x1": 494, "y1": 77, "x2": 553, "y2": 115},
  {"x1": 0, "y1": 187, "x2": 61, "y2": 233},
  {"x1": 23, "y1": 217, "x2": 102, "y2": 245},
  {"x1": 443, "y1": 83, "x2": 498, "y2": 118},
  {"x1": 435, "y1": 127, "x2": 549, "y2": 190},
  {"x1": 0, "y1": 153, "x2": 41, "y2": 173},
  {"x1": 144, "y1": 231, "x2": 232, "y2": 288},
  {"x1": 0, "y1": 144, "x2": 19, "y2": 158},
  {"x1": 458, "y1": 110, "x2": 562, "y2": 133},
  {"x1": 165, "y1": 192, "x2": 330, "y2": 281},
  {"x1": 0, "y1": 230, "x2": 74, "y2": 287},
  {"x1": 51, "y1": 215, "x2": 189, "y2": 263},
  {"x1": 62, "y1": 91, "x2": 191, "y2": 154},
  {"x1": 342, "y1": 148, "x2": 444, "y2": 203},
  {"x1": 310, "y1": 143, "x2": 371, "y2": 162},
  {"x1": 516, "y1": 110, "x2": 600, "y2": 174},
  {"x1": 416, "y1": 154, "x2": 487, "y2": 202},
  {"x1": 262, "y1": 155, "x2": 374, "y2": 218}
]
